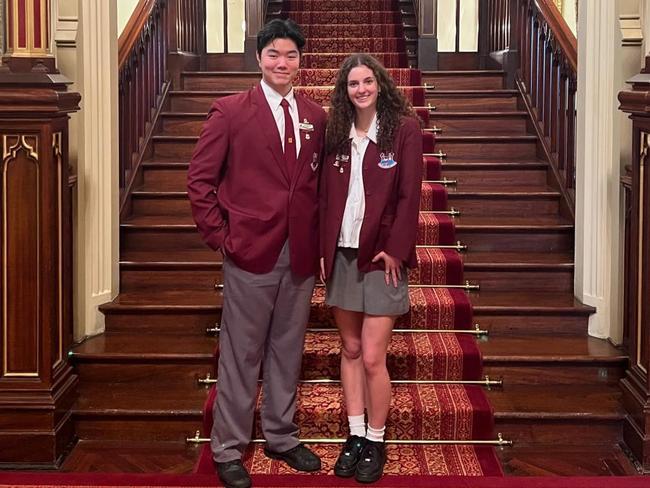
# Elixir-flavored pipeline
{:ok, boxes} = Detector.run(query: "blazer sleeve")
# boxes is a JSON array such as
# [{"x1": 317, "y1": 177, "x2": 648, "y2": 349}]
[
  {"x1": 187, "y1": 100, "x2": 230, "y2": 251},
  {"x1": 384, "y1": 117, "x2": 423, "y2": 262}
]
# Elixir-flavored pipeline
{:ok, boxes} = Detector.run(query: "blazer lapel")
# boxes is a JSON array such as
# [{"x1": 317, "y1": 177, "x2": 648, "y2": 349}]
[
  {"x1": 251, "y1": 84, "x2": 290, "y2": 185},
  {"x1": 292, "y1": 94, "x2": 314, "y2": 187}
]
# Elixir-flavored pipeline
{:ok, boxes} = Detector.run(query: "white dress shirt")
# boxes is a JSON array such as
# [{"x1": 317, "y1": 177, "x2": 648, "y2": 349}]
[
  {"x1": 338, "y1": 114, "x2": 378, "y2": 248},
  {"x1": 260, "y1": 79, "x2": 301, "y2": 157}
]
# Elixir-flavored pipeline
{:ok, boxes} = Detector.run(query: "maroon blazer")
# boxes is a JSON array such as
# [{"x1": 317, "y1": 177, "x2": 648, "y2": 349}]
[
  {"x1": 319, "y1": 116, "x2": 423, "y2": 279},
  {"x1": 188, "y1": 84, "x2": 327, "y2": 277}
]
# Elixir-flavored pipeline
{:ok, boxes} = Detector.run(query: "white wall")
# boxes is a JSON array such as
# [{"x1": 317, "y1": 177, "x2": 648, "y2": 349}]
[{"x1": 118, "y1": 0, "x2": 140, "y2": 36}]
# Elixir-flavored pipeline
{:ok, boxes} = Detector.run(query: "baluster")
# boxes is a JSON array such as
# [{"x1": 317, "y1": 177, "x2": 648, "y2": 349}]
[
  {"x1": 530, "y1": 17, "x2": 539, "y2": 108},
  {"x1": 566, "y1": 76, "x2": 577, "y2": 191},
  {"x1": 543, "y1": 35, "x2": 552, "y2": 137},
  {"x1": 550, "y1": 50, "x2": 559, "y2": 152},
  {"x1": 558, "y1": 68, "x2": 567, "y2": 173}
]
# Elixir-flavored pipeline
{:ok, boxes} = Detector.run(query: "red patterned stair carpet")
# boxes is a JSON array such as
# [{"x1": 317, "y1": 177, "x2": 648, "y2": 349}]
[{"x1": 194, "y1": 0, "x2": 504, "y2": 480}]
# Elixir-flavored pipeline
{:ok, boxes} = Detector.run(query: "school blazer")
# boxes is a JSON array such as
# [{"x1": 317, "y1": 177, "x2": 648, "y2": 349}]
[
  {"x1": 188, "y1": 84, "x2": 327, "y2": 277},
  {"x1": 319, "y1": 116, "x2": 423, "y2": 279}
]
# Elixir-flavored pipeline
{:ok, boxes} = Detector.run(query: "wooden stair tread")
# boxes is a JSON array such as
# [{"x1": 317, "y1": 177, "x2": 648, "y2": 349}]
[
  {"x1": 121, "y1": 249, "x2": 218, "y2": 263},
  {"x1": 479, "y1": 335, "x2": 625, "y2": 362},
  {"x1": 447, "y1": 185, "x2": 559, "y2": 195},
  {"x1": 61, "y1": 439, "x2": 636, "y2": 475},
  {"x1": 132, "y1": 185, "x2": 560, "y2": 196},
  {"x1": 71, "y1": 333, "x2": 215, "y2": 359},
  {"x1": 422, "y1": 70, "x2": 505, "y2": 75},
  {"x1": 489, "y1": 384, "x2": 623, "y2": 419},
  {"x1": 430, "y1": 111, "x2": 528, "y2": 117},
  {"x1": 461, "y1": 251, "x2": 573, "y2": 267},
  {"x1": 74, "y1": 381, "x2": 207, "y2": 414},
  {"x1": 100, "y1": 290, "x2": 222, "y2": 309},
  {"x1": 469, "y1": 291, "x2": 593, "y2": 313},
  {"x1": 121, "y1": 214, "x2": 574, "y2": 228}
]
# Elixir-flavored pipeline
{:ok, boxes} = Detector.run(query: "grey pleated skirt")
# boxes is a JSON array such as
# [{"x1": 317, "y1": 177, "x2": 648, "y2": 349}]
[{"x1": 325, "y1": 247, "x2": 410, "y2": 316}]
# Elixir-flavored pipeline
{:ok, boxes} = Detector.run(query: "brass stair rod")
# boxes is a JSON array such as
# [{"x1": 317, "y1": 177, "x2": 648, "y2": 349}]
[
  {"x1": 198, "y1": 374, "x2": 501, "y2": 388},
  {"x1": 417, "y1": 242, "x2": 468, "y2": 251},
  {"x1": 423, "y1": 126, "x2": 442, "y2": 134},
  {"x1": 207, "y1": 324, "x2": 488, "y2": 336},
  {"x1": 423, "y1": 178, "x2": 457, "y2": 185},
  {"x1": 424, "y1": 151, "x2": 447, "y2": 159},
  {"x1": 421, "y1": 208, "x2": 460, "y2": 216},
  {"x1": 187, "y1": 431, "x2": 513, "y2": 447},
  {"x1": 313, "y1": 281, "x2": 479, "y2": 290}
]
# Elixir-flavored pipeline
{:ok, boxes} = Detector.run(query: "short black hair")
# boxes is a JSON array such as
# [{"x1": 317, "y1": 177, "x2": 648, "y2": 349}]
[{"x1": 256, "y1": 19, "x2": 305, "y2": 55}]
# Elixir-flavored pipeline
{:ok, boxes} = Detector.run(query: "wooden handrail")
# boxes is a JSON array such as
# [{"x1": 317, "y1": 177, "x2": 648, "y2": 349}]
[
  {"x1": 118, "y1": 0, "x2": 156, "y2": 69},
  {"x1": 534, "y1": 0, "x2": 576, "y2": 72}
]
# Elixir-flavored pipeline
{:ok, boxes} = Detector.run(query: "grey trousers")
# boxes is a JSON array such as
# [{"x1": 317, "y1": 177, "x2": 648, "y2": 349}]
[{"x1": 211, "y1": 241, "x2": 316, "y2": 463}]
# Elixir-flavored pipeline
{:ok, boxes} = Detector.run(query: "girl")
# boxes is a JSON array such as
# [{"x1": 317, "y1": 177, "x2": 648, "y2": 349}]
[{"x1": 320, "y1": 53, "x2": 423, "y2": 483}]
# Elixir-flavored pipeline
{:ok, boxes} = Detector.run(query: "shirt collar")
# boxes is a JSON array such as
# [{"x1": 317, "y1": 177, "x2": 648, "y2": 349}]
[
  {"x1": 261, "y1": 79, "x2": 296, "y2": 110},
  {"x1": 349, "y1": 112, "x2": 378, "y2": 144}
]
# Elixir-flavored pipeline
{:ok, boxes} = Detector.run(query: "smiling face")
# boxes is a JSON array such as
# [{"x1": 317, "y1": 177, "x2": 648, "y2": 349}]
[
  {"x1": 347, "y1": 64, "x2": 379, "y2": 114},
  {"x1": 257, "y1": 38, "x2": 300, "y2": 96}
]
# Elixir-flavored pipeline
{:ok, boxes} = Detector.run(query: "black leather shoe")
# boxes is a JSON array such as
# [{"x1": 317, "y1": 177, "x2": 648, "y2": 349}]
[
  {"x1": 264, "y1": 443, "x2": 321, "y2": 472},
  {"x1": 355, "y1": 440, "x2": 386, "y2": 483},
  {"x1": 215, "y1": 459, "x2": 251, "y2": 488},
  {"x1": 334, "y1": 435, "x2": 367, "y2": 477}
]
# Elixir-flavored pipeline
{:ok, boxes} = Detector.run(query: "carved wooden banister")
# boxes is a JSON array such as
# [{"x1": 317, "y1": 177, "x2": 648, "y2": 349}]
[
  {"x1": 618, "y1": 68, "x2": 650, "y2": 472},
  {"x1": 118, "y1": 0, "x2": 207, "y2": 215},
  {"x1": 514, "y1": 0, "x2": 577, "y2": 217},
  {"x1": 118, "y1": 0, "x2": 157, "y2": 69}
]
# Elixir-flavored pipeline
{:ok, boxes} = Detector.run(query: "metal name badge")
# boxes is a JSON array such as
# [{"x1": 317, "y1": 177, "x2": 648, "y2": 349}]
[{"x1": 378, "y1": 152, "x2": 397, "y2": 169}]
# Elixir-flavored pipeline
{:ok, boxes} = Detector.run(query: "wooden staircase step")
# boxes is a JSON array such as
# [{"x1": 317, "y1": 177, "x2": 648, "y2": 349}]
[
  {"x1": 440, "y1": 161, "x2": 548, "y2": 186},
  {"x1": 119, "y1": 213, "x2": 574, "y2": 254},
  {"x1": 421, "y1": 70, "x2": 505, "y2": 90},
  {"x1": 159, "y1": 110, "x2": 530, "y2": 136},
  {"x1": 181, "y1": 71, "x2": 259, "y2": 91},
  {"x1": 129, "y1": 186, "x2": 561, "y2": 218},
  {"x1": 119, "y1": 214, "x2": 574, "y2": 253},
  {"x1": 61, "y1": 439, "x2": 199, "y2": 473},
  {"x1": 432, "y1": 135, "x2": 538, "y2": 161},
  {"x1": 470, "y1": 291, "x2": 593, "y2": 335},
  {"x1": 139, "y1": 159, "x2": 551, "y2": 190},
  {"x1": 428, "y1": 111, "x2": 528, "y2": 134},
  {"x1": 98, "y1": 289, "x2": 592, "y2": 337},
  {"x1": 447, "y1": 185, "x2": 561, "y2": 217},
  {"x1": 480, "y1": 335, "x2": 626, "y2": 385},
  {"x1": 427, "y1": 90, "x2": 519, "y2": 112},
  {"x1": 150, "y1": 133, "x2": 539, "y2": 160},
  {"x1": 489, "y1": 384, "x2": 624, "y2": 445},
  {"x1": 60, "y1": 439, "x2": 637, "y2": 475},
  {"x1": 461, "y1": 251, "x2": 573, "y2": 292}
]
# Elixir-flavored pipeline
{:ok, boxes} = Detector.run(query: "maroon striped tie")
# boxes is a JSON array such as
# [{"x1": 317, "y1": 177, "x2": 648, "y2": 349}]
[{"x1": 280, "y1": 98, "x2": 297, "y2": 178}]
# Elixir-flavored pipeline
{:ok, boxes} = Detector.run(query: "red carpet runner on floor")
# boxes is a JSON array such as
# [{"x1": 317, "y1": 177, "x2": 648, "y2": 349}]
[
  {"x1": 194, "y1": 0, "x2": 504, "y2": 479},
  {"x1": 2, "y1": 473, "x2": 649, "y2": 488}
]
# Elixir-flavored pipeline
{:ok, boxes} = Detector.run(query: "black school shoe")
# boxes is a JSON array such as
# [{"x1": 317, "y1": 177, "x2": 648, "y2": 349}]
[
  {"x1": 215, "y1": 459, "x2": 252, "y2": 488},
  {"x1": 355, "y1": 440, "x2": 386, "y2": 483},
  {"x1": 263, "y1": 443, "x2": 321, "y2": 472},
  {"x1": 334, "y1": 435, "x2": 368, "y2": 477}
]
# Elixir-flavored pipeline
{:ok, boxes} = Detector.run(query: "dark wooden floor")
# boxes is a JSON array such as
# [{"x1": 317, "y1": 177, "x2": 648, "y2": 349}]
[{"x1": 60, "y1": 440, "x2": 640, "y2": 476}]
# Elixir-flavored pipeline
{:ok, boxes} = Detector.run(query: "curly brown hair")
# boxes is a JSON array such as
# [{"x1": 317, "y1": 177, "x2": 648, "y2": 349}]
[{"x1": 325, "y1": 53, "x2": 419, "y2": 155}]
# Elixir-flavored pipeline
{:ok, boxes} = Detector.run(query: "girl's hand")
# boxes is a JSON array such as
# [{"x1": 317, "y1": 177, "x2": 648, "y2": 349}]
[{"x1": 372, "y1": 251, "x2": 402, "y2": 287}]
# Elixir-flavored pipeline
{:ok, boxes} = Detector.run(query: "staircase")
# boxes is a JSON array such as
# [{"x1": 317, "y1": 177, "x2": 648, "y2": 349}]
[{"x1": 65, "y1": 0, "x2": 629, "y2": 476}]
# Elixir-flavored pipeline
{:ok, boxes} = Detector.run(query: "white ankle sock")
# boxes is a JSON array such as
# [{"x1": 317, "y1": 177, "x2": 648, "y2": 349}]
[
  {"x1": 348, "y1": 414, "x2": 366, "y2": 437},
  {"x1": 366, "y1": 424, "x2": 386, "y2": 443}
]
